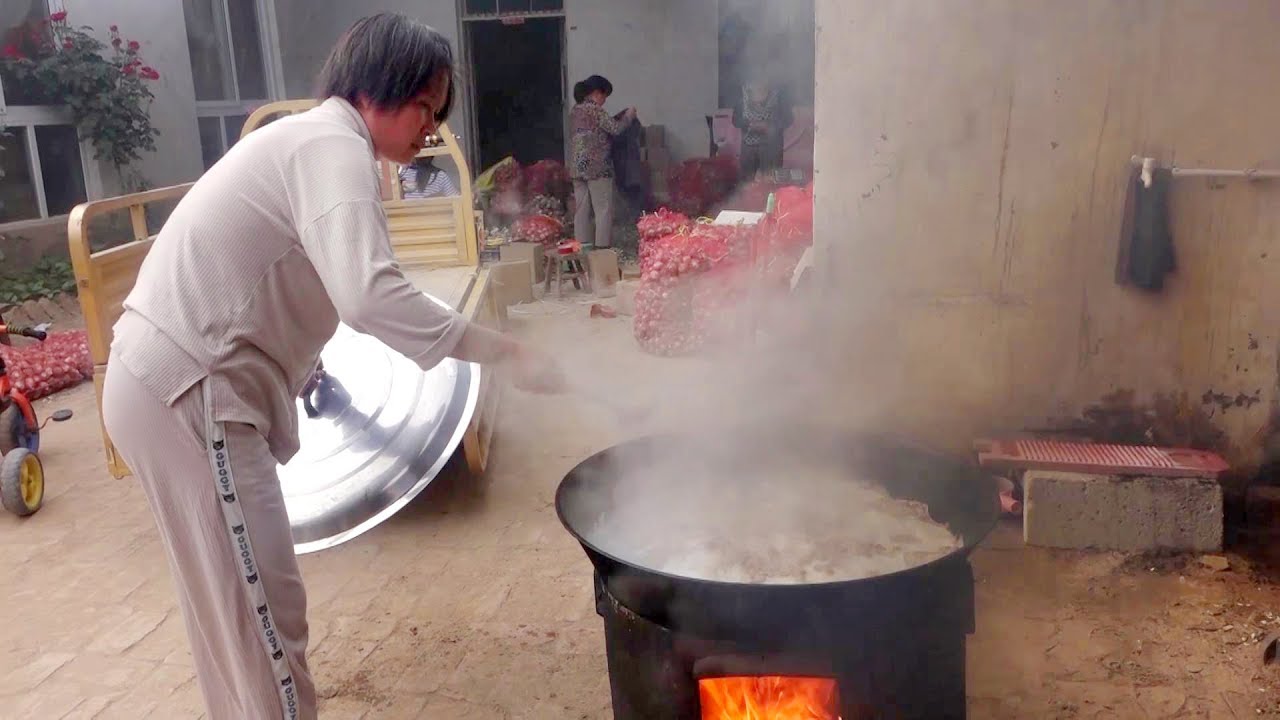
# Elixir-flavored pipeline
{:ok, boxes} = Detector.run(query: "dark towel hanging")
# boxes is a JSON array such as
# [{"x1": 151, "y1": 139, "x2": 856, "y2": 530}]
[
  {"x1": 610, "y1": 120, "x2": 649, "y2": 210},
  {"x1": 1116, "y1": 166, "x2": 1176, "y2": 292}
]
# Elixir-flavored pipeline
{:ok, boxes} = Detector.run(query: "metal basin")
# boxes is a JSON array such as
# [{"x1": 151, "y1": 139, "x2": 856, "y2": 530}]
[
  {"x1": 555, "y1": 427, "x2": 999, "y2": 642},
  {"x1": 278, "y1": 293, "x2": 478, "y2": 554}
]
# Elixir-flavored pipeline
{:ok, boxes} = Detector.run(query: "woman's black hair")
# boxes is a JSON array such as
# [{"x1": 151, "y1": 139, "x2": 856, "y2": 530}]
[
  {"x1": 572, "y1": 80, "x2": 588, "y2": 104},
  {"x1": 318, "y1": 13, "x2": 455, "y2": 122},
  {"x1": 582, "y1": 75, "x2": 613, "y2": 98}
]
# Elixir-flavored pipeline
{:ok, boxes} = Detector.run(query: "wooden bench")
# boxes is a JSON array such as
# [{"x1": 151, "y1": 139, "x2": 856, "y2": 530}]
[{"x1": 69, "y1": 99, "x2": 501, "y2": 481}]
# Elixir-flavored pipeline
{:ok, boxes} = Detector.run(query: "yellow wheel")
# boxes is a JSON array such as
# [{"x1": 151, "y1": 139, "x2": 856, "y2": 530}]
[{"x1": 1, "y1": 448, "x2": 43, "y2": 517}]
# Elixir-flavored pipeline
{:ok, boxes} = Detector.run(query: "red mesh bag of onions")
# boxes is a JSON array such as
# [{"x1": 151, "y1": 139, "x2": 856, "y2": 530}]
[
  {"x1": 633, "y1": 221, "x2": 753, "y2": 356},
  {"x1": 523, "y1": 160, "x2": 571, "y2": 200},
  {"x1": 510, "y1": 214, "x2": 565, "y2": 246},
  {"x1": 0, "y1": 329, "x2": 92, "y2": 401}
]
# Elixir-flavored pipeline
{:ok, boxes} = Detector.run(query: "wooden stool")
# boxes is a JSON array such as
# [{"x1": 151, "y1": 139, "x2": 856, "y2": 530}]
[{"x1": 543, "y1": 248, "x2": 592, "y2": 298}]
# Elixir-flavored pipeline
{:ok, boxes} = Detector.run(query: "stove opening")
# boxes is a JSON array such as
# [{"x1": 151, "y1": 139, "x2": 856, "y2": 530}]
[{"x1": 698, "y1": 676, "x2": 839, "y2": 719}]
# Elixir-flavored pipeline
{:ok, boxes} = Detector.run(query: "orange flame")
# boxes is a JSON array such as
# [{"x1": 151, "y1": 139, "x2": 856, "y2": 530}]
[{"x1": 699, "y1": 676, "x2": 839, "y2": 719}]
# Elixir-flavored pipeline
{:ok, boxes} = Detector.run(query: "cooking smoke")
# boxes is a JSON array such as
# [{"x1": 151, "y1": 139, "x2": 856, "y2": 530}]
[{"x1": 530, "y1": 3, "x2": 965, "y2": 589}]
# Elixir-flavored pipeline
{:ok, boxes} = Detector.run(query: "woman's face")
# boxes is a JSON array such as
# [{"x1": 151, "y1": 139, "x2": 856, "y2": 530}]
[
  {"x1": 362, "y1": 68, "x2": 451, "y2": 164},
  {"x1": 588, "y1": 90, "x2": 608, "y2": 106}
]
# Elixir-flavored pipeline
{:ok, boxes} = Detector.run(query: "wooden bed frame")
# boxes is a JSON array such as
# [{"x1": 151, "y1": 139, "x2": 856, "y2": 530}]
[{"x1": 69, "y1": 99, "x2": 501, "y2": 481}]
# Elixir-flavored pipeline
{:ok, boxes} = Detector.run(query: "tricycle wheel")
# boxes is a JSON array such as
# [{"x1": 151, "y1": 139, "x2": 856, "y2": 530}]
[
  {"x1": 1, "y1": 448, "x2": 44, "y2": 517},
  {"x1": 0, "y1": 405, "x2": 38, "y2": 455}
]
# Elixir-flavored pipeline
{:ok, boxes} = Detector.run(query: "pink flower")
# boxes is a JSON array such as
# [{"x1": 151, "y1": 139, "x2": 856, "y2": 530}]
[
  {"x1": 111, "y1": 37, "x2": 121, "y2": 47},
  {"x1": 127, "y1": 40, "x2": 139, "y2": 51},
  {"x1": 49, "y1": 10, "x2": 67, "y2": 22},
  {"x1": 1, "y1": 44, "x2": 21, "y2": 59},
  {"x1": 123, "y1": 64, "x2": 135, "y2": 75},
  {"x1": 109, "y1": 24, "x2": 118, "y2": 32},
  {"x1": 62, "y1": 39, "x2": 72, "y2": 50}
]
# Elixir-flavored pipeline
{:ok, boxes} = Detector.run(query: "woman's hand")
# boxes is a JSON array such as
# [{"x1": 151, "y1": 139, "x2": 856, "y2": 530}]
[
  {"x1": 509, "y1": 344, "x2": 567, "y2": 395},
  {"x1": 450, "y1": 323, "x2": 566, "y2": 394},
  {"x1": 299, "y1": 360, "x2": 324, "y2": 398}
]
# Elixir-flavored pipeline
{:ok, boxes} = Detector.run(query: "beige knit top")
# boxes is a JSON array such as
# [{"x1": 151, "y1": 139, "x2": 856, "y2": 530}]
[{"x1": 112, "y1": 97, "x2": 466, "y2": 463}]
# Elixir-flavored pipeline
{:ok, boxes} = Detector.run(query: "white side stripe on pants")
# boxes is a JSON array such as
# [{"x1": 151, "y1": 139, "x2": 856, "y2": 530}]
[{"x1": 203, "y1": 382, "x2": 299, "y2": 719}]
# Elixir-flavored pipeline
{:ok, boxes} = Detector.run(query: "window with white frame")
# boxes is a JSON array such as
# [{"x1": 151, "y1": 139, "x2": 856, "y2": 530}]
[
  {"x1": 0, "y1": 0, "x2": 91, "y2": 225},
  {"x1": 182, "y1": 0, "x2": 284, "y2": 170}
]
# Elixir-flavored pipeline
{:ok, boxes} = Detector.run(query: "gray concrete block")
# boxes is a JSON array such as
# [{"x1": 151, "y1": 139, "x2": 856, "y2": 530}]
[{"x1": 1023, "y1": 471, "x2": 1222, "y2": 552}]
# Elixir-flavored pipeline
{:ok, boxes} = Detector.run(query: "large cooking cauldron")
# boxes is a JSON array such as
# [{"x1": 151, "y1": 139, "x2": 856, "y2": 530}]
[{"x1": 556, "y1": 428, "x2": 1000, "y2": 648}]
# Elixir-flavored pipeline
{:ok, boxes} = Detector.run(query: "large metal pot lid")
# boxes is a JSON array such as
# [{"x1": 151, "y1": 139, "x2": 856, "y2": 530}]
[{"x1": 277, "y1": 293, "x2": 479, "y2": 555}]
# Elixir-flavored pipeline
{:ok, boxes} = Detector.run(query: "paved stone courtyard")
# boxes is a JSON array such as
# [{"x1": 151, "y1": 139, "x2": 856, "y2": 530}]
[{"x1": 1, "y1": 310, "x2": 1278, "y2": 719}]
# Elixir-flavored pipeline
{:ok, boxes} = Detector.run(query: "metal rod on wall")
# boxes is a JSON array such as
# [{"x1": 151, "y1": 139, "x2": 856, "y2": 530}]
[{"x1": 1130, "y1": 154, "x2": 1280, "y2": 187}]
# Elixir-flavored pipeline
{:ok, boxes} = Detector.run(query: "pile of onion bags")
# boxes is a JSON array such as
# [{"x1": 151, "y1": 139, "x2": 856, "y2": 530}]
[
  {"x1": 752, "y1": 183, "x2": 815, "y2": 287},
  {"x1": 510, "y1": 214, "x2": 565, "y2": 246},
  {"x1": 523, "y1": 160, "x2": 571, "y2": 201},
  {"x1": 665, "y1": 155, "x2": 739, "y2": 217},
  {"x1": 0, "y1": 329, "x2": 91, "y2": 400},
  {"x1": 633, "y1": 220, "x2": 751, "y2": 356},
  {"x1": 488, "y1": 158, "x2": 527, "y2": 218}
]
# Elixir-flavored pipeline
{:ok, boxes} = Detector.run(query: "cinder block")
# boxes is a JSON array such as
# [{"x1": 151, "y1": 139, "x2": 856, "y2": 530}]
[{"x1": 1023, "y1": 471, "x2": 1222, "y2": 552}]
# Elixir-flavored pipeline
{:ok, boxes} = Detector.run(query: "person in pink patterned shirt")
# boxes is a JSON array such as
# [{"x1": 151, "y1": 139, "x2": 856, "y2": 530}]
[{"x1": 569, "y1": 75, "x2": 635, "y2": 249}]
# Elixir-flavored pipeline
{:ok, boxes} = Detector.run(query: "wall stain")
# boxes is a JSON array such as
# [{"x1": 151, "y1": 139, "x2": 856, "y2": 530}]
[
  {"x1": 1085, "y1": 82, "x2": 1113, "y2": 230},
  {"x1": 1202, "y1": 388, "x2": 1262, "y2": 412},
  {"x1": 1033, "y1": 389, "x2": 1229, "y2": 456},
  {"x1": 992, "y1": 89, "x2": 1014, "y2": 257}
]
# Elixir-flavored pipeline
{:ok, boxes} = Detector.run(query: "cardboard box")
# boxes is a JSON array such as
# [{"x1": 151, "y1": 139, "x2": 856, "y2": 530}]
[
  {"x1": 489, "y1": 260, "x2": 535, "y2": 319},
  {"x1": 500, "y1": 242, "x2": 545, "y2": 283},
  {"x1": 588, "y1": 249, "x2": 621, "y2": 298}
]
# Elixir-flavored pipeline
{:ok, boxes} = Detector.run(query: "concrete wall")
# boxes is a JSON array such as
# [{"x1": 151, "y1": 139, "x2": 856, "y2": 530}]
[
  {"x1": 273, "y1": 0, "x2": 470, "y2": 155},
  {"x1": 812, "y1": 0, "x2": 1280, "y2": 469},
  {"x1": 566, "y1": 0, "x2": 719, "y2": 161},
  {"x1": 64, "y1": 0, "x2": 204, "y2": 191},
  {"x1": 272, "y1": 0, "x2": 719, "y2": 165}
]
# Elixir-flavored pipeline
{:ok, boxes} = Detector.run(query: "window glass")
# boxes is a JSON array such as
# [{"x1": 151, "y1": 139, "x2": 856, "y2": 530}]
[
  {"x1": 465, "y1": 0, "x2": 497, "y2": 15},
  {"x1": 34, "y1": 124, "x2": 86, "y2": 216},
  {"x1": 222, "y1": 113, "x2": 247, "y2": 149},
  {"x1": 184, "y1": 0, "x2": 235, "y2": 101},
  {"x1": 0, "y1": 129, "x2": 40, "y2": 223},
  {"x1": 197, "y1": 116, "x2": 223, "y2": 170},
  {"x1": 226, "y1": 0, "x2": 267, "y2": 100}
]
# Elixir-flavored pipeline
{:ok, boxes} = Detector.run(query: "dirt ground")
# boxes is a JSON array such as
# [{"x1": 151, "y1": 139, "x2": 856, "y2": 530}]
[{"x1": 1, "y1": 300, "x2": 1278, "y2": 719}]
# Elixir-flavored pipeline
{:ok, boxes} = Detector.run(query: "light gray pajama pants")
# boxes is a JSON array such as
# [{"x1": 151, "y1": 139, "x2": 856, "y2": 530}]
[
  {"x1": 573, "y1": 177, "x2": 615, "y2": 249},
  {"x1": 102, "y1": 356, "x2": 315, "y2": 720}
]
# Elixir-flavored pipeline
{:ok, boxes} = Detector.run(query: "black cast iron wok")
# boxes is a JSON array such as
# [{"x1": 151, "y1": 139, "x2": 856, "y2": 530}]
[{"x1": 555, "y1": 427, "x2": 1000, "y2": 647}]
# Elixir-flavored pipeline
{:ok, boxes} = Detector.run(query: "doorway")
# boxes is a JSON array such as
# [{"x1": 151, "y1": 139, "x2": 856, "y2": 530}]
[{"x1": 465, "y1": 16, "x2": 566, "y2": 171}]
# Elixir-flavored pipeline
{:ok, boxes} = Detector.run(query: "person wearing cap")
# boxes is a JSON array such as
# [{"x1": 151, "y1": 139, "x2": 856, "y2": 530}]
[{"x1": 569, "y1": 74, "x2": 636, "y2": 249}]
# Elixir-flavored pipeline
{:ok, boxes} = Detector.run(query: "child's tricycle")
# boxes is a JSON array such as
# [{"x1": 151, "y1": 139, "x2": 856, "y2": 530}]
[{"x1": 0, "y1": 320, "x2": 73, "y2": 517}]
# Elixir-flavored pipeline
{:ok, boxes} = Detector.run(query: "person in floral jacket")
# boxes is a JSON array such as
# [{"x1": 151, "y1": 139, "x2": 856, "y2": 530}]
[{"x1": 570, "y1": 75, "x2": 635, "y2": 248}]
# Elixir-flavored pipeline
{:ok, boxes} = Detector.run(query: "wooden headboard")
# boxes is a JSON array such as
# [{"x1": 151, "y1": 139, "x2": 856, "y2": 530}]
[{"x1": 240, "y1": 99, "x2": 480, "y2": 268}]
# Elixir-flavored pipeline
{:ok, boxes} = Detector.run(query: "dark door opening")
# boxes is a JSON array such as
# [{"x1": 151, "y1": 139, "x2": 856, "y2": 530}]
[{"x1": 467, "y1": 17, "x2": 565, "y2": 171}]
